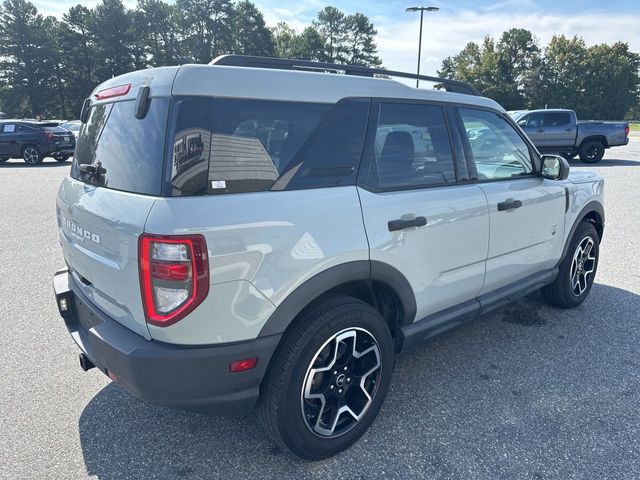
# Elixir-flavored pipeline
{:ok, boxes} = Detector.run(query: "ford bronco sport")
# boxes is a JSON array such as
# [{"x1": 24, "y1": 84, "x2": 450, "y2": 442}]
[{"x1": 54, "y1": 55, "x2": 605, "y2": 460}]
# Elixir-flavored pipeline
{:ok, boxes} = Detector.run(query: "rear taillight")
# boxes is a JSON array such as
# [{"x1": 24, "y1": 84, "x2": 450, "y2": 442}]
[
  {"x1": 139, "y1": 234, "x2": 209, "y2": 327},
  {"x1": 625, "y1": 126, "x2": 630, "y2": 136},
  {"x1": 42, "y1": 131, "x2": 54, "y2": 140}
]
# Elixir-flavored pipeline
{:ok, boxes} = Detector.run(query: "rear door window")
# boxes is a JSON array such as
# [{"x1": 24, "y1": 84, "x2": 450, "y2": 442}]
[
  {"x1": 360, "y1": 102, "x2": 456, "y2": 190},
  {"x1": 543, "y1": 112, "x2": 571, "y2": 127},
  {"x1": 72, "y1": 98, "x2": 169, "y2": 195}
]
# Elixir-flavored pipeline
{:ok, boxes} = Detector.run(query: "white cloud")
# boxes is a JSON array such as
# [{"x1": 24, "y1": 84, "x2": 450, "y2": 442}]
[{"x1": 375, "y1": 10, "x2": 640, "y2": 79}]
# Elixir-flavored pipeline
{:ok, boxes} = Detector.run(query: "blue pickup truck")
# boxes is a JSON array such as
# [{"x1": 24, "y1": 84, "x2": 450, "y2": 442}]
[{"x1": 510, "y1": 109, "x2": 629, "y2": 163}]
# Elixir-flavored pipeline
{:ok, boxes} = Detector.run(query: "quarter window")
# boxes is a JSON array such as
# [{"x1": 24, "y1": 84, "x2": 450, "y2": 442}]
[
  {"x1": 459, "y1": 108, "x2": 534, "y2": 181},
  {"x1": 363, "y1": 102, "x2": 455, "y2": 190}
]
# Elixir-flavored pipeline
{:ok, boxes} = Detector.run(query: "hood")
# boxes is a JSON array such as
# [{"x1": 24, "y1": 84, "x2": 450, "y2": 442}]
[{"x1": 568, "y1": 170, "x2": 602, "y2": 184}]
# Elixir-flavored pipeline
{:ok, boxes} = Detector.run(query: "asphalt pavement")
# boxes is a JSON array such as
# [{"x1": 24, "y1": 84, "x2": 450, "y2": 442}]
[{"x1": 1, "y1": 142, "x2": 639, "y2": 479}]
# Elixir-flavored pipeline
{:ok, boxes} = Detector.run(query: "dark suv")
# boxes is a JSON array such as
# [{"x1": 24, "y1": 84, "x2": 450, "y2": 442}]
[{"x1": 0, "y1": 120, "x2": 76, "y2": 165}]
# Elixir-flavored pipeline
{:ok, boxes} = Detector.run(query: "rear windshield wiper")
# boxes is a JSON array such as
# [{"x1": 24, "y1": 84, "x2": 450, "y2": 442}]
[{"x1": 79, "y1": 161, "x2": 107, "y2": 177}]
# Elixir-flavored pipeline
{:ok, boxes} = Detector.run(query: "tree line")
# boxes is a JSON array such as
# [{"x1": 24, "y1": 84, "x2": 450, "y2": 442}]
[
  {"x1": 439, "y1": 28, "x2": 640, "y2": 120},
  {"x1": 0, "y1": 0, "x2": 380, "y2": 118}
]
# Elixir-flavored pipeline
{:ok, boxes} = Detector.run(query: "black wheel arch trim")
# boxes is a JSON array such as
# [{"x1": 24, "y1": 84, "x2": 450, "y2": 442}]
[
  {"x1": 559, "y1": 200, "x2": 605, "y2": 264},
  {"x1": 257, "y1": 260, "x2": 417, "y2": 338}
]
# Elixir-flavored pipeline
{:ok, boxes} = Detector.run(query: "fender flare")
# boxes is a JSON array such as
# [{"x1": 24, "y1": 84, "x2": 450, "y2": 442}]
[
  {"x1": 257, "y1": 260, "x2": 417, "y2": 337},
  {"x1": 559, "y1": 200, "x2": 605, "y2": 263}
]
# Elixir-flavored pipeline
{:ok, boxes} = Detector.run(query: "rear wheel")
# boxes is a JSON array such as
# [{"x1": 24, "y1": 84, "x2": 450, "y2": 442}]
[
  {"x1": 258, "y1": 295, "x2": 394, "y2": 460},
  {"x1": 542, "y1": 221, "x2": 599, "y2": 308},
  {"x1": 578, "y1": 140, "x2": 605, "y2": 163},
  {"x1": 22, "y1": 145, "x2": 42, "y2": 165}
]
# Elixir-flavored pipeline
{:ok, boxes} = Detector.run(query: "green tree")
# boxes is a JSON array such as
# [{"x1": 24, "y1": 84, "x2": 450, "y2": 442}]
[
  {"x1": 344, "y1": 12, "x2": 381, "y2": 66},
  {"x1": 0, "y1": 0, "x2": 61, "y2": 117},
  {"x1": 231, "y1": 1, "x2": 274, "y2": 56},
  {"x1": 134, "y1": 0, "x2": 181, "y2": 66},
  {"x1": 91, "y1": 0, "x2": 139, "y2": 79},
  {"x1": 175, "y1": 0, "x2": 234, "y2": 63},
  {"x1": 314, "y1": 6, "x2": 347, "y2": 63}
]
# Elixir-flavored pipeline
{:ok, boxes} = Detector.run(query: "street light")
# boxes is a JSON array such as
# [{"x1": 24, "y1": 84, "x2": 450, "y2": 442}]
[{"x1": 406, "y1": 6, "x2": 439, "y2": 87}]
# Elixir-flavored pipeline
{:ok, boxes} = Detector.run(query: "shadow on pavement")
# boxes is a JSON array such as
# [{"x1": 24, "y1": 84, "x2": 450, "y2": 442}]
[
  {"x1": 78, "y1": 283, "x2": 640, "y2": 479},
  {"x1": 0, "y1": 159, "x2": 71, "y2": 168},
  {"x1": 571, "y1": 158, "x2": 640, "y2": 167}
]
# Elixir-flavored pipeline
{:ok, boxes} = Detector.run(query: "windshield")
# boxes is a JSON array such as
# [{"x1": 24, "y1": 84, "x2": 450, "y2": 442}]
[{"x1": 71, "y1": 98, "x2": 169, "y2": 195}]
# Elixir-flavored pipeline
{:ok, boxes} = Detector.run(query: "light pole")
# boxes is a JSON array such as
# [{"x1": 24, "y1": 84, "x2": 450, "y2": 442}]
[{"x1": 406, "y1": 6, "x2": 439, "y2": 87}]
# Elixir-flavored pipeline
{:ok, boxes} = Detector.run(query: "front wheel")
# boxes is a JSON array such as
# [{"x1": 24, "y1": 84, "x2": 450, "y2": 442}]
[
  {"x1": 578, "y1": 140, "x2": 605, "y2": 163},
  {"x1": 258, "y1": 295, "x2": 394, "y2": 460},
  {"x1": 542, "y1": 221, "x2": 599, "y2": 308},
  {"x1": 22, "y1": 145, "x2": 42, "y2": 165}
]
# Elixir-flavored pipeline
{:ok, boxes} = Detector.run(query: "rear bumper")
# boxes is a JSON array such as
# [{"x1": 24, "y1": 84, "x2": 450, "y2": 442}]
[{"x1": 53, "y1": 268, "x2": 280, "y2": 415}]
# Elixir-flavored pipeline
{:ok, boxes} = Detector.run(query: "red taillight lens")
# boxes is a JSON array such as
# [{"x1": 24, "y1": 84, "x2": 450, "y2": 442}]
[
  {"x1": 42, "y1": 131, "x2": 54, "y2": 140},
  {"x1": 139, "y1": 234, "x2": 209, "y2": 327},
  {"x1": 95, "y1": 83, "x2": 131, "y2": 100},
  {"x1": 625, "y1": 126, "x2": 630, "y2": 136}
]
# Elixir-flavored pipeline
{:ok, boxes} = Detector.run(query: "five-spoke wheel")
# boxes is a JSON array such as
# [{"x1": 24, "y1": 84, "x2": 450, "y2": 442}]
[
  {"x1": 258, "y1": 295, "x2": 393, "y2": 460},
  {"x1": 301, "y1": 327, "x2": 382, "y2": 437},
  {"x1": 570, "y1": 236, "x2": 596, "y2": 297}
]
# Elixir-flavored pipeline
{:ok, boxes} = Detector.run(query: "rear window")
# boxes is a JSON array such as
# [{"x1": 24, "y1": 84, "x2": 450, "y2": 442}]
[
  {"x1": 71, "y1": 98, "x2": 169, "y2": 195},
  {"x1": 168, "y1": 97, "x2": 369, "y2": 196}
]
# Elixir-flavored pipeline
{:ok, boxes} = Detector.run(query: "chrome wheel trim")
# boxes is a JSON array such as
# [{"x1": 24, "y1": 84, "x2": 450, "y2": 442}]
[
  {"x1": 23, "y1": 147, "x2": 39, "y2": 164},
  {"x1": 570, "y1": 236, "x2": 596, "y2": 296},
  {"x1": 301, "y1": 327, "x2": 382, "y2": 438}
]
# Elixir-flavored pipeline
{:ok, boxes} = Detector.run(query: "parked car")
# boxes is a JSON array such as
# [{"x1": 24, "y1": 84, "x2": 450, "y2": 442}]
[
  {"x1": 510, "y1": 109, "x2": 629, "y2": 163},
  {"x1": 60, "y1": 120, "x2": 81, "y2": 138},
  {"x1": 0, "y1": 120, "x2": 76, "y2": 164},
  {"x1": 53, "y1": 56, "x2": 605, "y2": 460}
]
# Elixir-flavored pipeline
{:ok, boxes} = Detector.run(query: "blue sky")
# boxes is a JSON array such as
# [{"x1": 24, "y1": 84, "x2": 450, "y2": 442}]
[{"x1": 36, "y1": 0, "x2": 640, "y2": 76}]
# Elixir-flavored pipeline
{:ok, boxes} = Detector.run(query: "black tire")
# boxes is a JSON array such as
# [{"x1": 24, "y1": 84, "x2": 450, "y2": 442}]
[
  {"x1": 560, "y1": 152, "x2": 576, "y2": 161},
  {"x1": 258, "y1": 295, "x2": 394, "y2": 460},
  {"x1": 22, "y1": 145, "x2": 42, "y2": 165},
  {"x1": 578, "y1": 140, "x2": 605, "y2": 163},
  {"x1": 542, "y1": 221, "x2": 599, "y2": 308}
]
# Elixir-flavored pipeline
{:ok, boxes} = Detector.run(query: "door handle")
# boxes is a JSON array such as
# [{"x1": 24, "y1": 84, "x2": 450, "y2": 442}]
[
  {"x1": 565, "y1": 128, "x2": 572, "y2": 132},
  {"x1": 388, "y1": 216, "x2": 427, "y2": 232},
  {"x1": 537, "y1": 129, "x2": 544, "y2": 133},
  {"x1": 497, "y1": 199, "x2": 523, "y2": 211}
]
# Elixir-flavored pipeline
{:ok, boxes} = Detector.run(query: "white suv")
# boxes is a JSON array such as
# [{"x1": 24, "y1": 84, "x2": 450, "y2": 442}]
[{"x1": 54, "y1": 55, "x2": 604, "y2": 459}]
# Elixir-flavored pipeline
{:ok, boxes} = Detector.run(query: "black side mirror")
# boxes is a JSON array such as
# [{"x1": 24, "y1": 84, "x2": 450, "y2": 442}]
[{"x1": 541, "y1": 155, "x2": 570, "y2": 181}]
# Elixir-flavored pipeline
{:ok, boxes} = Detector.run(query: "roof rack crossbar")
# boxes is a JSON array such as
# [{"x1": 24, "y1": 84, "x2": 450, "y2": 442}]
[{"x1": 209, "y1": 55, "x2": 481, "y2": 96}]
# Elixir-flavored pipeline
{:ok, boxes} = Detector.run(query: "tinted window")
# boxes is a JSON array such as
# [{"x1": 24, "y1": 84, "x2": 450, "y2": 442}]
[
  {"x1": 544, "y1": 112, "x2": 571, "y2": 127},
  {"x1": 168, "y1": 97, "x2": 212, "y2": 196},
  {"x1": 517, "y1": 112, "x2": 544, "y2": 128},
  {"x1": 72, "y1": 99, "x2": 169, "y2": 195},
  {"x1": 168, "y1": 98, "x2": 340, "y2": 196},
  {"x1": 272, "y1": 99, "x2": 370, "y2": 190},
  {"x1": 459, "y1": 108, "x2": 534, "y2": 181},
  {"x1": 362, "y1": 102, "x2": 455, "y2": 190},
  {"x1": 207, "y1": 99, "x2": 330, "y2": 195}
]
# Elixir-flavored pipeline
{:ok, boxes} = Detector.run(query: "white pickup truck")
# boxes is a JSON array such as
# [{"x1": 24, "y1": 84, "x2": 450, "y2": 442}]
[{"x1": 510, "y1": 109, "x2": 630, "y2": 163}]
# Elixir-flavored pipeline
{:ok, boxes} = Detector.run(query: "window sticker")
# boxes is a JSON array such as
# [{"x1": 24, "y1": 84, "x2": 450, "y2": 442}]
[
  {"x1": 3, "y1": 124, "x2": 15, "y2": 133},
  {"x1": 210, "y1": 180, "x2": 227, "y2": 189}
]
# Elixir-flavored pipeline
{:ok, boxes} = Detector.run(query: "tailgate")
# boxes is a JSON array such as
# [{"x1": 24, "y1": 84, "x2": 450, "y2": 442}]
[{"x1": 57, "y1": 177, "x2": 155, "y2": 339}]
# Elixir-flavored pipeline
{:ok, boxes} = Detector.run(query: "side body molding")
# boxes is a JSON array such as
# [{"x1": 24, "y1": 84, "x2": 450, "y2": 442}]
[{"x1": 257, "y1": 261, "x2": 417, "y2": 337}]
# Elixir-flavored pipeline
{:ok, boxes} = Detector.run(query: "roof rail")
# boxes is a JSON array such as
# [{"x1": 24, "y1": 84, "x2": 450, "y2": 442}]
[{"x1": 209, "y1": 55, "x2": 481, "y2": 96}]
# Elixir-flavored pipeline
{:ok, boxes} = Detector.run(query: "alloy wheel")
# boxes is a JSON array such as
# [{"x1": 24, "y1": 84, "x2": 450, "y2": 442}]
[
  {"x1": 570, "y1": 236, "x2": 596, "y2": 296},
  {"x1": 23, "y1": 147, "x2": 40, "y2": 165},
  {"x1": 301, "y1": 327, "x2": 382, "y2": 438}
]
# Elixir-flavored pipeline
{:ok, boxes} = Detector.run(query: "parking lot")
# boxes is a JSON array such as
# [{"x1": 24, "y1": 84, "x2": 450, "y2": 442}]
[{"x1": 1, "y1": 141, "x2": 639, "y2": 479}]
